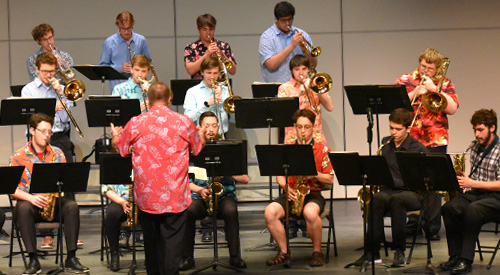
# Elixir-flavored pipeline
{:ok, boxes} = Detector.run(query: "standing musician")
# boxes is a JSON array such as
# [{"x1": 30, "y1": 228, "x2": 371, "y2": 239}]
[
  {"x1": 27, "y1": 23, "x2": 74, "y2": 83},
  {"x1": 112, "y1": 54, "x2": 151, "y2": 113},
  {"x1": 264, "y1": 109, "x2": 334, "y2": 267},
  {"x1": 352, "y1": 108, "x2": 427, "y2": 267},
  {"x1": 9, "y1": 113, "x2": 88, "y2": 275},
  {"x1": 440, "y1": 109, "x2": 500, "y2": 274},
  {"x1": 184, "y1": 56, "x2": 230, "y2": 134},
  {"x1": 394, "y1": 48, "x2": 459, "y2": 240},
  {"x1": 100, "y1": 11, "x2": 152, "y2": 92},
  {"x1": 179, "y1": 111, "x2": 248, "y2": 271},
  {"x1": 111, "y1": 82, "x2": 207, "y2": 275},
  {"x1": 394, "y1": 48, "x2": 459, "y2": 153},
  {"x1": 278, "y1": 54, "x2": 333, "y2": 144},
  {"x1": 102, "y1": 183, "x2": 132, "y2": 272},
  {"x1": 184, "y1": 14, "x2": 237, "y2": 79},
  {"x1": 259, "y1": 1, "x2": 318, "y2": 83}
]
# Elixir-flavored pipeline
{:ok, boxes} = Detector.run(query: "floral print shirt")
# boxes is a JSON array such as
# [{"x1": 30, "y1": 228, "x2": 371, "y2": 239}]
[{"x1": 184, "y1": 38, "x2": 236, "y2": 79}]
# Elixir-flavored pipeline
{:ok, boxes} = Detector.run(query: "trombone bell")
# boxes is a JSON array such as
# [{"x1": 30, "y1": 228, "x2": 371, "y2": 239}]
[
  {"x1": 223, "y1": 95, "x2": 241, "y2": 114},
  {"x1": 64, "y1": 79, "x2": 86, "y2": 102},
  {"x1": 310, "y1": 72, "x2": 332, "y2": 94}
]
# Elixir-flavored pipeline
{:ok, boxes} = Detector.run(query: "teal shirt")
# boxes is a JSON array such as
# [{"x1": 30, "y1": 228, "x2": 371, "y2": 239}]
[{"x1": 112, "y1": 77, "x2": 146, "y2": 113}]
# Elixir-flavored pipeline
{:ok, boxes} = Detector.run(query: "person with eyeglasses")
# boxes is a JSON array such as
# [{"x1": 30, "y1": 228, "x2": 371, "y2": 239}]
[
  {"x1": 259, "y1": 1, "x2": 318, "y2": 83},
  {"x1": 26, "y1": 23, "x2": 74, "y2": 84},
  {"x1": 100, "y1": 11, "x2": 152, "y2": 92},
  {"x1": 264, "y1": 109, "x2": 334, "y2": 267},
  {"x1": 9, "y1": 113, "x2": 88, "y2": 275}
]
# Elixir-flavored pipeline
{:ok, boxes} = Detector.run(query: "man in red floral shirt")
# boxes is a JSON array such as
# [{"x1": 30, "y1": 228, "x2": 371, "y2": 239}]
[
  {"x1": 184, "y1": 14, "x2": 236, "y2": 79},
  {"x1": 111, "y1": 82, "x2": 206, "y2": 274},
  {"x1": 394, "y1": 48, "x2": 459, "y2": 153},
  {"x1": 394, "y1": 48, "x2": 459, "y2": 240}
]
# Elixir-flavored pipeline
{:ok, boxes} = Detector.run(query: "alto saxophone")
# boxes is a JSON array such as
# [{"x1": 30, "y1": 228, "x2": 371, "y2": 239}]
[
  {"x1": 207, "y1": 177, "x2": 224, "y2": 215},
  {"x1": 40, "y1": 149, "x2": 59, "y2": 222},
  {"x1": 291, "y1": 137, "x2": 311, "y2": 216}
]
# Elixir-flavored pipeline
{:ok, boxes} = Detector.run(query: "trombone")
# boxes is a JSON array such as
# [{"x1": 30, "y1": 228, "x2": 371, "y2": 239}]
[
  {"x1": 410, "y1": 58, "x2": 450, "y2": 128},
  {"x1": 288, "y1": 26, "x2": 321, "y2": 57},
  {"x1": 49, "y1": 44, "x2": 85, "y2": 138}
]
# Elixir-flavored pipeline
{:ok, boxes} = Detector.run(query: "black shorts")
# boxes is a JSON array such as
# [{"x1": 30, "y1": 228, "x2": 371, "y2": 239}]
[{"x1": 273, "y1": 191, "x2": 325, "y2": 216}]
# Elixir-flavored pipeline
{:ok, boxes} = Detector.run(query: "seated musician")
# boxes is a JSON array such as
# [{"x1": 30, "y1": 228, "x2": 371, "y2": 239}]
[
  {"x1": 9, "y1": 113, "x2": 88, "y2": 275},
  {"x1": 277, "y1": 54, "x2": 333, "y2": 144},
  {"x1": 264, "y1": 109, "x2": 334, "y2": 267},
  {"x1": 112, "y1": 54, "x2": 151, "y2": 113},
  {"x1": 179, "y1": 111, "x2": 248, "y2": 270},
  {"x1": 102, "y1": 184, "x2": 133, "y2": 272},
  {"x1": 184, "y1": 57, "x2": 230, "y2": 134},
  {"x1": 352, "y1": 108, "x2": 427, "y2": 267},
  {"x1": 439, "y1": 109, "x2": 500, "y2": 274}
]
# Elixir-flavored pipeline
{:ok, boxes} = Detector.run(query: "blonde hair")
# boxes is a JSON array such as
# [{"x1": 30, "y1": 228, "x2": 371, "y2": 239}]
[{"x1": 418, "y1": 48, "x2": 443, "y2": 68}]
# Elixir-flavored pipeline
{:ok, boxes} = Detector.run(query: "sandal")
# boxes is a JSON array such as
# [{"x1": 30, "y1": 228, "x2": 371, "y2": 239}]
[{"x1": 266, "y1": 251, "x2": 290, "y2": 266}]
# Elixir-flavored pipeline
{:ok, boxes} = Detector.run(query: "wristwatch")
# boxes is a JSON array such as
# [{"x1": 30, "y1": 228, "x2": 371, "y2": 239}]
[{"x1": 204, "y1": 101, "x2": 209, "y2": 107}]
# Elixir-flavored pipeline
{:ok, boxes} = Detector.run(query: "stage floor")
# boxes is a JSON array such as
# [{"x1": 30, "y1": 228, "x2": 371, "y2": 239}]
[{"x1": 1, "y1": 200, "x2": 499, "y2": 274}]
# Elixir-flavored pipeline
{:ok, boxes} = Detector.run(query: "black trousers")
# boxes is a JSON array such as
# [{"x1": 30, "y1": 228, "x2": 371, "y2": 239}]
[
  {"x1": 105, "y1": 202, "x2": 127, "y2": 252},
  {"x1": 182, "y1": 197, "x2": 241, "y2": 259},
  {"x1": 442, "y1": 191, "x2": 500, "y2": 261},
  {"x1": 0, "y1": 209, "x2": 5, "y2": 230},
  {"x1": 139, "y1": 209, "x2": 187, "y2": 275},
  {"x1": 366, "y1": 189, "x2": 422, "y2": 252},
  {"x1": 14, "y1": 198, "x2": 79, "y2": 253}
]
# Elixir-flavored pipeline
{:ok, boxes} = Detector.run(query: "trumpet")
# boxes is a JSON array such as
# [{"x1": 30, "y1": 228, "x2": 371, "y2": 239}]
[
  {"x1": 207, "y1": 35, "x2": 233, "y2": 70},
  {"x1": 288, "y1": 26, "x2": 321, "y2": 57},
  {"x1": 299, "y1": 70, "x2": 332, "y2": 115}
]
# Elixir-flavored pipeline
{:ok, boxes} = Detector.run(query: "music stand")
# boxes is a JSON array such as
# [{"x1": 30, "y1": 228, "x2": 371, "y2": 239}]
[
  {"x1": 329, "y1": 152, "x2": 394, "y2": 271},
  {"x1": 10, "y1": 85, "x2": 25, "y2": 97},
  {"x1": 255, "y1": 144, "x2": 316, "y2": 270},
  {"x1": 396, "y1": 152, "x2": 459, "y2": 274},
  {"x1": 190, "y1": 140, "x2": 247, "y2": 273},
  {"x1": 251, "y1": 83, "x2": 280, "y2": 98},
  {"x1": 29, "y1": 162, "x2": 90, "y2": 275},
  {"x1": 73, "y1": 65, "x2": 127, "y2": 95},
  {"x1": 98, "y1": 153, "x2": 140, "y2": 274},
  {"x1": 0, "y1": 98, "x2": 56, "y2": 142},
  {"x1": 235, "y1": 97, "x2": 298, "y2": 250}
]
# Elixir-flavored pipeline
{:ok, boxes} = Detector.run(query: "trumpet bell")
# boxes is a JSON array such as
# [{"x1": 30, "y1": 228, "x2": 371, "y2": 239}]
[
  {"x1": 223, "y1": 95, "x2": 241, "y2": 114},
  {"x1": 64, "y1": 79, "x2": 86, "y2": 101},
  {"x1": 310, "y1": 46, "x2": 322, "y2": 57},
  {"x1": 422, "y1": 91, "x2": 448, "y2": 113},
  {"x1": 310, "y1": 72, "x2": 332, "y2": 94}
]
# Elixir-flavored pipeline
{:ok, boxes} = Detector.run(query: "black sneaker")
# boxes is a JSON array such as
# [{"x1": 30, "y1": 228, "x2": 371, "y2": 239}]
[
  {"x1": 110, "y1": 252, "x2": 120, "y2": 272},
  {"x1": 23, "y1": 258, "x2": 41, "y2": 275},
  {"x1": 65, "y1": 257, "x2": 89, "y2": 272},
  {"x1": 201, "y1": 230, "x2": 213, "y2": 242},
  {"x1": 392, "y1": 250, "x2": 405, "y2": 267},
  {"x1": 179, "y1": 256, "x2": 195, "y2": 270}
]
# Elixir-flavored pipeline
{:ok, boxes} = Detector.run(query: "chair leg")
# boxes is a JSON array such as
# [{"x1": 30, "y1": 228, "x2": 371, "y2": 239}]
[
  {"x1": 326, "y1": 216, "x2": 331, "y2": 263},
  {"x1": 487, "y1": 237, "x2": 500, "y2": 269},
  {"x1": 331, "y1": 212, "x2": 338, "y2": 257},
  {"x1": 477, "y1": 239, "x2": 484, "y2": 261},
  {"x1": 406, "y1": 217, "x2": 420, "y2": 264}
]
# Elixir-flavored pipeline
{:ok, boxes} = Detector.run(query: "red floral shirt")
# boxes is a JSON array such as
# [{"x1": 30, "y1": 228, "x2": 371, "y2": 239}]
[
  {"x1": 394, "y1": 69, "x2": 459, "y2": 148},
  {"x1": 287, "y1": 141, "x2": 333, "y2": 192},
  {"x1": 9, "y1": 142, "x2": 65, "y2": 194},
  {"x1": 184, "y1": 38, "x2": 236, "y2": 79},
  {"x1": 278, "y1": 77, "x2": 326, "y2": 144},
  {"x1": 115, "y1": 105, "x2": 204, "y2": 214}
]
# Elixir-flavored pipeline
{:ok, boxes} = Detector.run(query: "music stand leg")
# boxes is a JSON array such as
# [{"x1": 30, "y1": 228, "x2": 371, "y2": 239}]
[{"x1": 47, "y1": 182, "x2": 66, "y2": 275}]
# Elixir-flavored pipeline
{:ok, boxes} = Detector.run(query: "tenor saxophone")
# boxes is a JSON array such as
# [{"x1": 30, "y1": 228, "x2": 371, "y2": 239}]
[
  {"x1": 291, "y1": 137, "x2": 311, "y2": 216},
  {"x1": 40, "y1": 149, "x2": 59, "y2": 222},
  {"x1": 126, "y1": 184, "x2": 138, "y2": 227},
  {"x1": 207, "y1": 177, "x2": 224, "y2": 215}
]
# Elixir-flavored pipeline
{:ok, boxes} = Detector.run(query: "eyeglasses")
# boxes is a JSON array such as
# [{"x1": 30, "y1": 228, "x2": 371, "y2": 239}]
[
  {"x1": 119, "y1": 27, "x2": 133, "y2": 32},
  {"x1": 36, "y1": 128, "x2": 53, "y2": 136},
  {"x1": 278, "y1": 17, "x2": 294, "y2": 23},
  {"x1": 40, "y1": 70, "x2": 56, "y2": 75},
  {"x1": 39, "y1": 36, "x2": 54, "y2": 43},
  {"x1": 296, "y1": 125, "x2": 312, "y2": 130}
]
